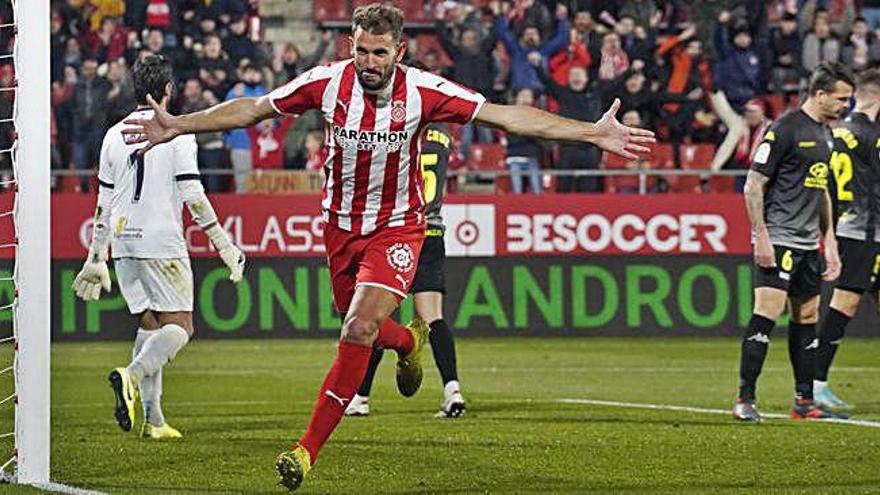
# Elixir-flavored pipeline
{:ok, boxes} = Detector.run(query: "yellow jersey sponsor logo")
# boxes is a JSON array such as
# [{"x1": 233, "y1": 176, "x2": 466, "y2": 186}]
[
  {"x1": 832, "y1": 127, "x2": 860, "y2": 149},
  {"x1": 798, "y1": 141, "x2": 817, "y2": 148},
  {"x1": 425, "y1": 128, "x2": 451, "y2": 148},
  {"x1": 764, "y1": 131, "x2": 776, "y2": 142},
  {"x1": 804, "y1": 162, "x2": 829, "y2": 189},
  {"x1": 116, "y1": 217, "x2": 126, "y2": 235}
]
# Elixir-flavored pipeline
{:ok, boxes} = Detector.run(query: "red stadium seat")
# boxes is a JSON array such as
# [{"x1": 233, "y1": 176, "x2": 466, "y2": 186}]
[
  {"x1": 468, "y1": 143, "x2": 509, "y2": 193},
  {"x1": 668, "y1": 143, "x2": 716, "y2": 193},
  {"x1": 649, "y1": 142, "x2": 675, "y2": 169},
  {"x1": 602, "y1": 153, "x2": 657, "y2": 193}
]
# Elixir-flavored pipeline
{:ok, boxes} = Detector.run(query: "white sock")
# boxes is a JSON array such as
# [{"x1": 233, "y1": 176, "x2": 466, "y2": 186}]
[
  {"x1": 132, "y1": 328, "x2": 152, "y2": 358},
  {"x1": 444, "y1": 380, "x2": 461, "y2": 399},
  {"x1": 127, "y1": 324, "x2": 189, "y2": 384},
  {"x1": 814, "y1": 380, "x2": 828, "y2": 393},
  {"x1": 131, "y1": 329, "x2": 166, "y2": 426}
]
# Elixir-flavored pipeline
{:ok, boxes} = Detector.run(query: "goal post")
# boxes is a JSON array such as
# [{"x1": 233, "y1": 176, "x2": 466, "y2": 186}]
[{"x1": 14, "y1": 0, "x2": 51, "y2": 485}]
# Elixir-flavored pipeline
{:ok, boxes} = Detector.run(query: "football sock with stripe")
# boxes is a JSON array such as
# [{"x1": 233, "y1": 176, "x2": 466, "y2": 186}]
[
  {"x1": 299, "y1": 340, "x2": 372, "y2": 462},
  {"x1": 816, "y1": 308, "x2": 850, "y2": 382},
  {"x1": 738, "y1": 314, "x2": 775, "y2": 401},
  {"x1": 788, "y1": 322, "x2": 817, "y2": 400}
]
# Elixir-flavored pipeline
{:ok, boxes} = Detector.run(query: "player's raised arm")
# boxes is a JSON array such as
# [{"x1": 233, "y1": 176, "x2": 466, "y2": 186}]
[
  {"x1": 123, "y1": 94, "x2": 279, "y2": 154},
  {"x1": 473, "y1": 98, "x2": 655, "y2": 159}
]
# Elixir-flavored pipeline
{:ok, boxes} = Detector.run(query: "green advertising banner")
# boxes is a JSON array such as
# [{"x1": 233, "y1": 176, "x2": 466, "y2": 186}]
[{"x1": 2, "y1": 257, "x2": 870, "y2": 340}]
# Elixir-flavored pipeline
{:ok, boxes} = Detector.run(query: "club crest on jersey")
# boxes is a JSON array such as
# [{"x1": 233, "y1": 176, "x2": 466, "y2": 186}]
[
  {"x1": 386, "y1": 243, "x2": 415, "y2": 273},
  {"x1": 391, "y1": 100, "x2": 406, "y2": 122}
]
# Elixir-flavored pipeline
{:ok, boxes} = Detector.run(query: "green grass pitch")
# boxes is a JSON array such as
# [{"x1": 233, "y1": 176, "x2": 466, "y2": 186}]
[{"x1": 2, "y1": 337, "x2": 880, "y2": 494}]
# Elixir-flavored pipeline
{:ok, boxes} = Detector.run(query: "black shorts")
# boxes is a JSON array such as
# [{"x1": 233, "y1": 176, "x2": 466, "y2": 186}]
[
  {"x1": 410, "y1": 232, "x2": 446, "y2": 294},
  {"x1": 836, "y1": 237, "x2": 880, "y2": 294},
  {"x1": 753, "y1": 245, "x2": 821, "y2": 298}
]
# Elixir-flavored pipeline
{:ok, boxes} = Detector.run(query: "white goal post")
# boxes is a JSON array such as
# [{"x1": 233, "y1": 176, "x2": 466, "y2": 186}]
[{"x1": 14, "y1": 0, "x2": 50, "y2": 485}]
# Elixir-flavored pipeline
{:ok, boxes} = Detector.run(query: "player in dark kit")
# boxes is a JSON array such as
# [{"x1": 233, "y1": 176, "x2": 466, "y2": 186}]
[
  {"x1": 734, "y1": 62, "x2": 852, "y2": 423},
  {"x1": 814, "y1": 69, "x2": 880, "y2": 410},
  {"x1": 346, "y1": 122, "x2": 467, "y2": 418}
]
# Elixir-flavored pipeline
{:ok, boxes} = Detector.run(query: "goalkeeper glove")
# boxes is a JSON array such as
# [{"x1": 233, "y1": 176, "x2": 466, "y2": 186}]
[
  {"x1": 205, "y1": 224, "x2": 245, "y2": 283},
  {"x1": 73, "y1": 246, "x2": 111, "y2": 301}
]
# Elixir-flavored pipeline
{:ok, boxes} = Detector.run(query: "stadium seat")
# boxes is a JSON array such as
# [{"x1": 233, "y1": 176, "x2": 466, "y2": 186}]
[
  {"x1": 468, "y1": 143, "x2": 509, "y2": 193},
  {"x1": 668, "y1": 143, "x2": 715, "y2": 193},
  {"x1": 602, "y1": 152, "x2": 657, "y2": 193}
]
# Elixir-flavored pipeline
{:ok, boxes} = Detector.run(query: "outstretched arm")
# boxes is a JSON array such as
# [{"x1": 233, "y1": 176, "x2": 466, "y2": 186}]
[
  {"x1": 473, "y1": 98, "x2": 654, "y2": 159},
  {"x1": 123, "y1": 94, "x2": 279, "y2": 153}
]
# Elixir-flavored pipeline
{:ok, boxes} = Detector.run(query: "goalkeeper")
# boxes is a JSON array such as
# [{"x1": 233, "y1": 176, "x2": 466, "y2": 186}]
[{"x1": 72, "y1": 55, "x2": 245, "y2": 439}]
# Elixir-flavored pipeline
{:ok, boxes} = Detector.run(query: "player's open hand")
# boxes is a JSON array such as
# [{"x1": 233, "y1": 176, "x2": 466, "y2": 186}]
[
  {"x1": 823, "y1": 238, "x2": 841, "y2": 282},
  {"x1": 73, "y1": 260, "x2": 111, "y2": 301},
  {"x1": 122, "y1": 94, "x2": 180, "y2": 154},
  {"x1": 592, "y1": 99, "x2": 656, "y2": 160}
]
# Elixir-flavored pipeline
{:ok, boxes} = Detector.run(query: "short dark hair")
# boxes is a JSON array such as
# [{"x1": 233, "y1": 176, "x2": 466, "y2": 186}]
[
  {"x1": 132, "y1": 54, "x2": 173, "y2": 105},
  {"x1": 808, "y1": 61, "x2": 855, "y2": 96},
  {"x1": 352, "y1": 3, "x2": 404, "y2": 42},
  {"x1": 857, "y1": 68, "x2": 880, "y2": 91}
]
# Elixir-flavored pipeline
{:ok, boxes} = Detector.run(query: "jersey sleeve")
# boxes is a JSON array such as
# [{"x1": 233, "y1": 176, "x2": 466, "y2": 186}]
[
  {"x1": 417, "y1": 71, "x2": 487, "y2": 125},
  {"x1": 268, "y1": 66, "x2": 330, "y2": 116},
  {"x1": 97, "y1": 133, "x2": 114, "y2": 189},
  {"x1": 750, "y1": 122, "x2": 791, "y2": 178},
  {"x1": 173, "y1": 134, "x2": 201, "y2": 180}
]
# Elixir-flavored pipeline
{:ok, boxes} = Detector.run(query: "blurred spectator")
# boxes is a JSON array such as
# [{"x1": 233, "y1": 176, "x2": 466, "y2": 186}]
[
  {"x1": 841, "y1": 17, "x2": 880, "y2": 71},
  {"x1": 595, "y1": 32, "x2": 629, "y2": 82},
  {"x1": 63, "y1": 37, "x2": 84, "y2": 73},
  {"x1": 105, "y1": 58, "x2": 136, "y2": 126},
  {"x1": 199, "y1": 34, "x2": 233, "y2": 99},
  {"x1": 494, "y1": 2, "x2": 570, "y2": 92},
  {"x1": 798, "y1": 2, "x2": 855, "y2": 39},
  {"x1": 768, "y1": 12, "x2": 802, "y2": 94},
  {"x1": 144, "y1": 0, "x2": 177, "y2": 33},
  {"x1": 225, "y1": 64, "x2": 266, "y2": 193},
  {"x1": 273, "y1": 32, "x2": 332, "y2": 85},
  {"x1": 304, "y1": 130, "x2": 326, "y2": 172},
  {"x1": 655, "y1": 24, "x2": 713, "y2": 165},
  {"x1": 864, "y1": 0, "x2": 880, "y2": 29},
  {"x1": 51, "y1": 8, "x2": 72, "y2": 82},
  {"x1": 437, "y1": 14, "x2": 497, "y2": 161},
  {"x1": 248, "y1": 117, "x2": 295, "y2": 170},
  {"x1": 83, "y1": 16, "x2": 127, "y2": 63},
  {"x1": 533, "y1": 56, "x2": 601, "y2": 192},
  {"x1": 87, "y1": 0, "x2": 125, "y2": 31},
  {"x1": 224, "y1": 14, "x2": 261, "y2": 67},
  {"x1": 710, "y1": 11, "x2": 761, "y2": 173},
  {"x1": 180, "y1": 79, "x2": 229, "y2": 192},
  {"x1": 613, "y1": 15, "x2": 654, "y2": 63},
  {"x1": 712, "y1": 97, "x2": 771, "y2": 192},
  {"x1": 504, "y1": 88, "x2": 542, "y2": 194},
  {"x1": 72, "y1": 59, "x2": 111, "y2": 192},
  {"x1": 571, "y1": 9, "x2": 602, "y2": 62},
  {"x1": 618, "y1": 0, "x2": 660, "y2": 31},
  {"x1": 802, "y1": 13, "x2": 841, "y2": 72}
]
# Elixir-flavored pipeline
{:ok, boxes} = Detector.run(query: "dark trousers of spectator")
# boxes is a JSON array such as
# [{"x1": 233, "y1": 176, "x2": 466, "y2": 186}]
[
  {"x1": 459, "y1": 124, "x2": 493, "y2": 162},
  {"x1": 73, "y1": 127, "x2": 104, "y2": 192},
  {"x1": 198, "y1": 147, "x2": 231, "y2": 193},
  {"x1": 556, "y1": 146, "x2": 601, "y2": 193},
  {"x1": 662, "y1": 104, "x2": 697, "y2": 168}
]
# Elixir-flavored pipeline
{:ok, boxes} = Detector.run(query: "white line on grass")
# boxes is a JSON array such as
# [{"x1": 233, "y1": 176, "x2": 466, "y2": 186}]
[
  {"x1": 558, "y1": 398, "x2": 880, "y2": 428},
  {"x1": 30, "y1": 481, "x2": 108, "y2": 495}
]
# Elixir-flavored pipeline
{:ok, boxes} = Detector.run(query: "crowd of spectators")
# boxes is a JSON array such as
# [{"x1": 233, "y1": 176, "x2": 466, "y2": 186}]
[{"x1": 44, "y1": 0, "x2": 880, "y2": 194}]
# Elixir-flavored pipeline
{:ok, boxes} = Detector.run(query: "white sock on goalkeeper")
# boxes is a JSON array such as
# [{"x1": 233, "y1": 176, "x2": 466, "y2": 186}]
[
  {"x1": 127, "y1": 324, "x2": 189, "y2": 385},
  {"x1": 132, "y1": 328, "x2": 166, "y2": 427}
]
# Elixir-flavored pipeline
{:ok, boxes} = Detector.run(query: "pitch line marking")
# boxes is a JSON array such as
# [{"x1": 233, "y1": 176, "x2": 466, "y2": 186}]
[
  {"x1": 558, "y1": 398, "x2": 880, "y2": 428},
  {"x1": 31, "y1": 481, "x2": 109, "y2": 495}
]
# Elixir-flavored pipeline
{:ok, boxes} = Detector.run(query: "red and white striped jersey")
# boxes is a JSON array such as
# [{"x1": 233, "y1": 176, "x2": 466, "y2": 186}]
[{"x1": 268, "y1": 59, "x2": 486, "y2": 235}]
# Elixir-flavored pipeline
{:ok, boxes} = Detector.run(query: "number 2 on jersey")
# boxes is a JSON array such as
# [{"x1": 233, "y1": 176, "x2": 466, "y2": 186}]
[
  {"x1": 420, "y1": 152, "x2": 438, "y2": 203},
  {"x1": 830, "y1": 151, "x2": 853, "y2": 202},
  {"x1": 128, "y1": 151, "x2": 145, "y2": 203}
]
